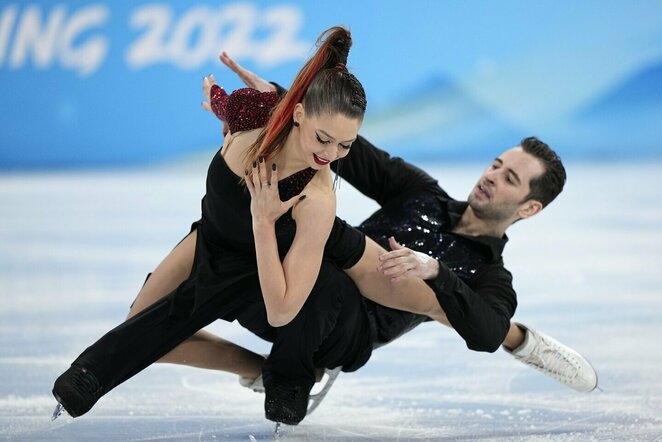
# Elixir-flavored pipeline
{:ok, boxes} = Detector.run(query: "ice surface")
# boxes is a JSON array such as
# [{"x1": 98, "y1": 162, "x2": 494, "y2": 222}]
[{"x1": 1, "y1": 157, "x2": 661, "y2": 441}]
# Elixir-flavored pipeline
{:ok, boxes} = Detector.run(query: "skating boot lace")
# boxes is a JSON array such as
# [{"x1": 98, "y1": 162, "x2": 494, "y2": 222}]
[{"x1": 525, "y1": 336, "x2": 581, "y2": 384}]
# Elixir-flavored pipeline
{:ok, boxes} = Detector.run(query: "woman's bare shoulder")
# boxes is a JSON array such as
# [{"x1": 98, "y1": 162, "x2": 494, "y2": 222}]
[
  {"x1": 308, "y1": 168, "x2": 335, "y2": 193},
  {"x1": 221, "y1": 128, "x2": 262, "y2": 174},
  {"x1": 222, "y1": 128, "x2": 262, "y2": 154}
]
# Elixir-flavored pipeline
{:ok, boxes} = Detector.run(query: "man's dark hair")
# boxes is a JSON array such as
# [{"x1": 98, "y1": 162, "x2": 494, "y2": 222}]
[{"x1": 520, "y1": 137, "x2": 566, "y2": 208}]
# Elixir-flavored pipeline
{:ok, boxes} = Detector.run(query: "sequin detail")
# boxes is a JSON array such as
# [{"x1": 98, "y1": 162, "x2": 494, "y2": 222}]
[
  {"x1": 359, "y1": 194, "x2": 488, "y2": 280},
  {"x1": 210, "y1": 86, "x2": 280, "y2": 134},
  {"x1": 278, "y1": 168, "x2": 317, "y2": 202},
  {"x1": 275, "y1": 167, "x2": 317, "y2": 230}
]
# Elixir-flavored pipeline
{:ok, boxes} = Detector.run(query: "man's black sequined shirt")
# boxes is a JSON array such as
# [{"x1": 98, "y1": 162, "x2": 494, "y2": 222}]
[{"x1": 334, "y1": 136, "x2": 517, "y2": 353}]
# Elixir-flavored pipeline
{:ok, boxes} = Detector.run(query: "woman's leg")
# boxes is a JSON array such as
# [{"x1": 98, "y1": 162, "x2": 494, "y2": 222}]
[
  {"x1": 126, "y1": 230, "x2": 197, "y2": 318},
  {"x1": 53, "y1": 268, "x2": 267, "y2": 418},
  {"x1": 262, "y1": 261, "x2": 373, "y2": 425},
  {"x1": 126, "y1": 229, "x2": 263, "y2": 380}
]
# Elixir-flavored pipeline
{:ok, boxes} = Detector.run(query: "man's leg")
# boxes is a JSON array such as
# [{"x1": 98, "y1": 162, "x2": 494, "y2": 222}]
[{"x1": 502, "y1": 322, "x2": 526, "y2": 350}]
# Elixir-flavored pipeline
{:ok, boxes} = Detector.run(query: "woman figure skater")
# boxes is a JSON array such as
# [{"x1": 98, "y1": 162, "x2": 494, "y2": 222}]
[{"x1": 52, "y1": 25, "x2": 376, "y2": 425}]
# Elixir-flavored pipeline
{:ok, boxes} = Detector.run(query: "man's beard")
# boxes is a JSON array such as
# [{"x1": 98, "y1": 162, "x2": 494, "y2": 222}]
[{"x1": 468, "y1": 194, "x2": 515, "y2": 222}]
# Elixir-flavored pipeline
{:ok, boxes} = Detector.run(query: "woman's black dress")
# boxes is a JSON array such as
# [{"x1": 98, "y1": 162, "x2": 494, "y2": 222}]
[{"x1": 67, "y1": 88, "x2": 373, "y2": 405}]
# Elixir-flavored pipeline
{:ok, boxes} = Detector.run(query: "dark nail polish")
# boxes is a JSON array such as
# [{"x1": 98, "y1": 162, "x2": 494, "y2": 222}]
[
  {"x1": 245, "y1": 170, "x2": 248, "y2": 175},
  {"x1": 272, "y1": 163, "x2": 276, "y2": 171},
  {"x1": 299, "y1": 195, "x2": 307, "y2": 201},
  {"x1": 259, "y1": 156, "x2": 264, "y2": 163},
  {"x1": 252, "y1": 161, "x2": 257, "y2": 168}
]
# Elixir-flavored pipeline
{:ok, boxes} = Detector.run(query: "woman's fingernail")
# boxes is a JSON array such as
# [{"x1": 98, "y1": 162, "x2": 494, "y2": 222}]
[
  {"x1": 252, "y1": 161, "x2": 257, "y2": 168},
  {"x1": 272, "y1": 163, "x2": 276, "y2": 171},
  {"x1": 259, "y1": 156, "x2": 264, "y2": 163},
  {"x1": 299, "y1": 195, "x2": 307, "y2": 201}
]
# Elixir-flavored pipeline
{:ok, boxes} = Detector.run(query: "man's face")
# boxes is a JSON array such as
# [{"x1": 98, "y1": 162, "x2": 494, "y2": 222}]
[{"x1": 468, "y1": 146, "x2": 545, "y2": 223}]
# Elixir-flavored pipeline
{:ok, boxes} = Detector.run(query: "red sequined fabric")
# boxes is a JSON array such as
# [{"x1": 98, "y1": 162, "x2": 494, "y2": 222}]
[
  {"x1": 210, "y1": 86, "x2": 280, "y2": 134},
  {"x1": 209, "y1": 84, "x2": 229, "y2": 121}
]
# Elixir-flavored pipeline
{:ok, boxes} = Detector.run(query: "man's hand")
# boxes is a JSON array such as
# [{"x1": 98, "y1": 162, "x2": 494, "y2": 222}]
[
  {"x1": 219, "y1": 51, "x2": 277, "y2": 93},
  {"x1": 378, "y1": 237, "x2": 440, "y2": 282}
]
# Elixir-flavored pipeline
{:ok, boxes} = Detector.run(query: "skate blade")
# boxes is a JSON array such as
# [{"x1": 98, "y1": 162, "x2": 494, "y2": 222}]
[
  {"x1": 307, "y1": 366, "x2": 341, "y2": 415},
  {"x1": 51, "y1": 402, "x2": 64, "y2": 421}
]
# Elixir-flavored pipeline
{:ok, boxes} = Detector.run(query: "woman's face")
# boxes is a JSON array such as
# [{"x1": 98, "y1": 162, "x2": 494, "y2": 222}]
[{"x1": 295, "y1": 106, "x2": 362, "y2": 170}]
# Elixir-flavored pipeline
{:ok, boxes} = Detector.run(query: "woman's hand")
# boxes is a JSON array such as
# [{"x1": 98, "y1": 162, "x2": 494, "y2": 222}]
[
  {"x1": 201, "y1": 73, "x2": 216, "y2": 113},
  {"x1": 201, "y1": 73, "x2": 230, "y2": 136},
  {"x1": 246, "y1": 159, "x2": 304, "y2": 226},
  {"x1": 219, "y1": 51, "x2": 277, "y2": 93},
  {"x1": 378, "y1": 237, "x2": 440, "y2": 282},
  {"x1": 203, "y1": 51, "x2": 275, "y2": 136}
]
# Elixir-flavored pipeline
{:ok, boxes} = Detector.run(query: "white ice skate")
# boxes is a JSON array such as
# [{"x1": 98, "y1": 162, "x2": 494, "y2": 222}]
[
  {"x1": 239, "y1": 373, "x2": 265, "y2": 393},
  {"x1": 239, "y1": 366, "x2": 342, "y2": 415},
  {"x1": 504, "y1": 323, "x2": 598, "y2": 392}
]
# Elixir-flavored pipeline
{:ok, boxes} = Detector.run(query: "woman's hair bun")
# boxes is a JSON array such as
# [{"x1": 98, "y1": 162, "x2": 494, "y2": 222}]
[
  {"x1": 332, "y1": 34, "x2": 351, "y2": 62},
  {"x1": 318, "y1": 26, "x2": 352, "y2": 65}
]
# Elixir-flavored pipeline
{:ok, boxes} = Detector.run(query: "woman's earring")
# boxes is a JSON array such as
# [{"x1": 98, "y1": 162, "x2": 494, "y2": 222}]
[
  {"x1": 333, "y1": 158, "x2": 343, "y2": 191},
  {"x1": 293, "y1": 121, "x2": 300, "y2": 127}
]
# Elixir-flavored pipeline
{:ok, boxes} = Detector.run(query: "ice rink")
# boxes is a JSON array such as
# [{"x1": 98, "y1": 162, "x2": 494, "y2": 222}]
[{"x1": 1, "y1": 156, "x2": 661, "y2": 441}]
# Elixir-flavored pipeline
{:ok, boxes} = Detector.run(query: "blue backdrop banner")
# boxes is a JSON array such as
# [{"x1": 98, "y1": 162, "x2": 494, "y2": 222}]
[{"x1": 1, "y1": 1, "x2": 661, "y2": 169}]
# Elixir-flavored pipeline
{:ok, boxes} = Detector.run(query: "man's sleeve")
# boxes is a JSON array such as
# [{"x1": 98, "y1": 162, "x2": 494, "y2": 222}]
[
  {"x1": 270, "y1": 82, "x2": 288, "y2": 98},
  {"x1": 426, "y1": 262, "x2": 517, "y2": 352},
  {"x1": 332, "y1": 136, "x2": 445, "y2": 207}
]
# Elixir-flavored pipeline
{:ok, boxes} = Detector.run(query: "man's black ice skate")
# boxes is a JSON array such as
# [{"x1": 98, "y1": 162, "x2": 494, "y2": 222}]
[
  {"x1": 263, "y1": 373, "x2": 313, "y2": 425},
  {"x1": 51, "y1": 364, "x2": 103, "y2": 419}
]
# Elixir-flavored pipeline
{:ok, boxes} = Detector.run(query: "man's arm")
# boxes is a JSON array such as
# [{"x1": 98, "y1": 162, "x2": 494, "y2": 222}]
[
  {"x1": 333, "y1": 135, "x2": 445, "y2": 207},
  {"x1": 372, "y1": 237, "x2": 517, "y2": 352},
  {"x1": 329, "y1": 220, "x2": 516, "y2": 354},
  {"x1": 427, "y1": 262, "x2": 517, "y2": 352}
]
